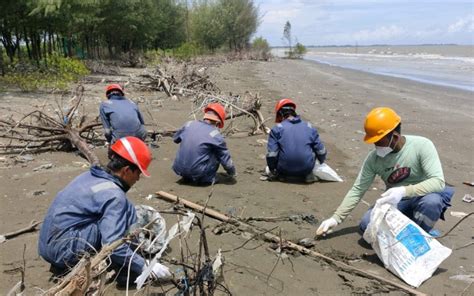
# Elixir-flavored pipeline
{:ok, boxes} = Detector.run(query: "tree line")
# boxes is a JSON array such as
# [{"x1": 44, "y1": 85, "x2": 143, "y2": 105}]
[{"x1": 0, "y1": 0, "x2": 259, "y2": 66}]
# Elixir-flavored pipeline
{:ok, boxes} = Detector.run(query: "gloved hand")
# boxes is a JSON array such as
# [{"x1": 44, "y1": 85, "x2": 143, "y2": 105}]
[
  {"x1": 316, "y1": 217, "x2": 338, "y2": 237},
  {"x1": 150, "y1": 261, "x2": 171, "y2": 280},
  {"x1": 376, "y1": 186, "x2": 406, "y2": 206},
  {"x1": 142, "y1": 260, "x2": 171, "y2": 281}
]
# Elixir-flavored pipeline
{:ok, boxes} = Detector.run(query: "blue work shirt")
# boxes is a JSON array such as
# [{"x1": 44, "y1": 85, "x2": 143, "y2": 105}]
[
  {"x1": 172, "y1": 120, "x2": 235, "y2": 183},
  {"x1": 38, "y1": 166, "x2": 145, "y2": 274},
  {"x1": 99, "y1": 94, "x2": 146, "y2": 143},
  {"x1": 267, "y1": 116, "x2": 327, "y2": 177}
]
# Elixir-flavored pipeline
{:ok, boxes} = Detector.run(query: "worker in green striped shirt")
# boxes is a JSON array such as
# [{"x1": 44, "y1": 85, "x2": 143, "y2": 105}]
[{"x1": 317, "y1": 107, "x2": 454, "y2": 236}]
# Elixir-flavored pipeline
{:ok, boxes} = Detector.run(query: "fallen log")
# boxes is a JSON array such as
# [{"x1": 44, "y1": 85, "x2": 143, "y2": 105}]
[{"x1": 155, "y1": 191, "x2": 426, "y2": 296}]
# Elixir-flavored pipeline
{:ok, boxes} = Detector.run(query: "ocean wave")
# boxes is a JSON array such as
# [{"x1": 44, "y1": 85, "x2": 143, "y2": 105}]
[{"x1": 306, "y1": 51, "x2": 474, "y2": 64}]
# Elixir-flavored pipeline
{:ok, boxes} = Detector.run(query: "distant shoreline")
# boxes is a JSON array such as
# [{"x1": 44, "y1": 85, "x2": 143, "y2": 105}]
[{"x1": 271, "y1": 43, "x2": 473, "y2": 48}]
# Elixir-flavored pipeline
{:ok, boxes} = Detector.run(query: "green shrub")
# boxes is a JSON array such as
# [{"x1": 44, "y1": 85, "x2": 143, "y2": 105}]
[
  {"x1": 290, "y1": 42, "x2": 307, "y2": 59},
  {"x1": 144, "y1": 49, "x2": 167, "y2": 65},
  {"x1": 171, "y1": 42, "x2": 205, "y2": 61},
  {"x1": 0, "y1": 55, "x2": 89, "y2": 91},
  {"x1": 251, "y1": 37, "x2": 272, "y2": 61}
]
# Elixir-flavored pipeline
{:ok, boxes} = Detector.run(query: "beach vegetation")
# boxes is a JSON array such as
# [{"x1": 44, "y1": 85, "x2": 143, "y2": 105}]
[
  {"x1": 251, "y1": 37, "x2": 272, "y2": 60},
  {"x1": 293, "y1": 42, "x2": 307, "y2": 58}
]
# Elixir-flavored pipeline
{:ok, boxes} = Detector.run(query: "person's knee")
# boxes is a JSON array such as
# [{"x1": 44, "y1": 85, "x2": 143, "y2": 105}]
[{"x1": 418, "y1": 193, "x2": 444, "y2": 211}]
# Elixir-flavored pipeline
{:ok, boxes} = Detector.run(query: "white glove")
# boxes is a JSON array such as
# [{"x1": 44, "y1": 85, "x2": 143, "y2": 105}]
[
  {"x1": 376, "y1": 186, "x2": 406, "y2": 206},
  {"x1": 151, "y1": 261, "x2": 171, "y2": 279},
  {"x1": 316, "y1": 217, "x2": 338, "y2": 236}
]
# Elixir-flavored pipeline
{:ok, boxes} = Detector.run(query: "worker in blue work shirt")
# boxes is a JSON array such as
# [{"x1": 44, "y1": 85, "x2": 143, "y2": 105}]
[
  {"x1": 172, "y1": 102, "x2": 236, "y2": 185},
  {"x1": 38, "y1": 137, "x2": 167, "y2": 286},
  {"x1": 99, "y1": 84, "x2": 147, "y2": 143},
  {"x1": 265, "y1": 98, "x2": 327, "y2": 183}
]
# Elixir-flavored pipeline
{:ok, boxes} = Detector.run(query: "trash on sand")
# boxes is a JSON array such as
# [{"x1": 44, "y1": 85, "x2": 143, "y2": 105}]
[
  {"x1": 450, "y1": 211, "x2": 468, "y2": 218},
  {"x1": 462, "y1": 194, "x2": 473, "y2": 203},
  {"x1": 134, "y1": 205, "x2": 167, "y2": 254},
  {"x1": 313, "y1": 162, "x2": 343, "y2": 182},
  {"x1": 32, "y1": 190, "x2": 46, "y2": 196},
  {"x1": 33, "y1": 163, "x2": 54, "y2": 171},
  {"x1": 135, "y1": 212, "x2": 195, "y2": 289},
  {"x1": 363, "y1": 203, "x2": 452, "y2": 287},
  {"x1": 16, "y1": 155, "x2": 34, "y2": 162},
  {"x1": 462, "y1": 182, "x2": 474, "y2": 187},
  {"x1": 298, "y1": 238, "x2": 316, "y2": 248},
  {"x1": 145, "y1": 194, "x2": 154, "y2": 200},
  {"x1": 449, "y1": 274, "x2": 474, "y2": 283}
]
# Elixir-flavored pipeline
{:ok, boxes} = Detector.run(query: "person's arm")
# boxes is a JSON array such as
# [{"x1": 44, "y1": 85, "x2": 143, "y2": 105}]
[
  {"x1": 98, "y1": 196, "x2": 145, "y2": 274},
  {"x1": 173, "y1": 123, "x2": 188, "y2": 144},
  {"x1": 405, "y1": 139, "x2": 445, "y2": 197},
  {"x1": 332, "y1": 154, "x2": 376, "y2": 223},
  {"x1": 99, "y1": 104, "x2": 112, "y2": 142},
  {"x1": 310, "y1": 127, "x2": 327, "y2": 163},
  {"x1": 134, "y1": 103, "x2": 145, "y2": 125},
  {"x1": 212, "y1": 131, "x2": 235, "y2": 175},
  {"x1": 266, "y1": 127, "x2": 280, "y2": 172}
]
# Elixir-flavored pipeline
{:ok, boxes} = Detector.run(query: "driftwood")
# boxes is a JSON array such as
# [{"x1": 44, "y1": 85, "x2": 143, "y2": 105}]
[
  {"x1": 155, "y1": 191, "x2": 426, "y2": 296},
  {"x1": 0, "y1": 220, "x2": 41, "y2": 244},
  {"x1": 0, "y1": 86, "x2": 103, "y2": 165}
]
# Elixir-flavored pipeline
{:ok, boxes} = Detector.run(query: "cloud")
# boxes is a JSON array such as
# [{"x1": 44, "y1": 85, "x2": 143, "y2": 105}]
[
  {"x1": 263, "y1": 8, "x2": 301, "y2": 24},
  {"x1": 448, "y1": 15, "x2": 474, "y2": 33},
  {"x1": 352, "y1": 25, "x2": 405, "y2": 42}
]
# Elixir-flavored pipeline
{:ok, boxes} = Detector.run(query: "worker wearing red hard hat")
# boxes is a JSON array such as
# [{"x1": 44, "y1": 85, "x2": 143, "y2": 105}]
[
  {"x1": 172, "y1": 102, "x2": 236, "y2": 185},
  {"x1": 265, "y1": 98, "x2": 327, "y2": 183},
  {"x1": 39, "y1": 137, "x2": 166, "y2": 285},
  {"x1": 99, "y1": 84, "x2": 147, "y2": 143}
]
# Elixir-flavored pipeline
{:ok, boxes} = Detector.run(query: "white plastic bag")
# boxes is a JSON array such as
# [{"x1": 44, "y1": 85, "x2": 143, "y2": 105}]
[
  {"x1": 135, "y1": 212, "x2": 195, "y2": 289},
  {"x1": 134, "y1": 205, "x2": 167, "y2": 254},
  {"x1": 363, "y1": 204, "x2": 452, "y2": 287},
  {"x1": 313, "y1": 162, "x2": 343, "y2": 182}
]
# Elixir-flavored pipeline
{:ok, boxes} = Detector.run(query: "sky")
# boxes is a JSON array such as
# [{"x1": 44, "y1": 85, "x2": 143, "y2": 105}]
[{"x1": 255, "y1": 0, "x2": 474, "y2": 46}]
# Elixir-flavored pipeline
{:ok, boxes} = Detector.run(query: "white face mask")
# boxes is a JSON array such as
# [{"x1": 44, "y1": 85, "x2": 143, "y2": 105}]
[{"x1": 375, "y1": 134, "x2": 397, "y2": 158}]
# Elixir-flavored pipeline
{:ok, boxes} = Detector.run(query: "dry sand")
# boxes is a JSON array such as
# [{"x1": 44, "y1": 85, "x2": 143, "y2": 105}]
[{"x1": 0, "y1": 58, "x2": 473, "y2": 295}]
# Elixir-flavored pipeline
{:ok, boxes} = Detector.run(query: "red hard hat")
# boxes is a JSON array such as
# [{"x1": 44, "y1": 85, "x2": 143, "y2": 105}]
[
  {"x1": 204, "y1": 103, "x2": 226, "y2": 128},
  {"x1": 106, "y1": 84, "x2": 124, "y2": 96},
  {"x1": 110, "y1": 137, "x2": 152, "y2": 177},
  {"x1": 275, "y1": 98, "x2": 296, "y2": 122}
]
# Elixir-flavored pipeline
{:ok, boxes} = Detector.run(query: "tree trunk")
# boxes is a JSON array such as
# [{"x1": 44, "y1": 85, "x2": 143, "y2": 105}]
[
  {"x1": 0, "y1": 45, "x2": 5, "y2": 76},
  {"x1": 23, "y1": 26, "x2": 32, "y2": 60}
]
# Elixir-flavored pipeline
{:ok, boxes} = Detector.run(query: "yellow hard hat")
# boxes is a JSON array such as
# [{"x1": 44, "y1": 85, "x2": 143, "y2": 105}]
[{"x1": 363, "y1": 107, "x2": 401, "y2": 143}]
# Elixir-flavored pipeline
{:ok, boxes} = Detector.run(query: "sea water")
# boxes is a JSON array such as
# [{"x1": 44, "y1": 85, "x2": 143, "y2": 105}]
[{"x1": 274, "y1": 45, "x2": 474, "y2": 92}]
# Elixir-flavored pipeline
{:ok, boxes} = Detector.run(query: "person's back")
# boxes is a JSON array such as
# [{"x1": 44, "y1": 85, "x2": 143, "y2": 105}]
[
  {"x1": 272, "y1": 116, "x2": 318, "y2": 176},
  {"x1": 173, "y1": 120, "x2": 232, "y2": 183},
  {"x1": 99, "y1": 84, "x2": 146, "y2": 143},
  {"x1": 172, "y1": 103, "x2": 235, "y2": 185},
  {"x1": 266, "y1": 98, "x2": 327, "y2": 180}
]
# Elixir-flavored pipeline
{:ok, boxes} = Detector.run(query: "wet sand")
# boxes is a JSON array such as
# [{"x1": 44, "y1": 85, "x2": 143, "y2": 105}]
[{"x1": 0, "y1": 58, "x2": 473, "y2": 295}]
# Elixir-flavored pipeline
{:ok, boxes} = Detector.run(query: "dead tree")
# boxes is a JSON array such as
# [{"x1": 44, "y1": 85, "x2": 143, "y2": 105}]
[{"x1": 0, "y1": 85, "x2": 103, "y2": 166}]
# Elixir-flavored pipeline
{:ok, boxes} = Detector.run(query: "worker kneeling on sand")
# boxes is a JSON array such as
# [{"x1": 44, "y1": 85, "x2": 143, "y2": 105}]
[
  {"x1": 317, "y1": 107, "x2": 454, "y2": 237},
  {"x1": 172, "y1": 102, "x2": 236, "y2": 185},
  {"x1": 265, "y1": 98, "x2": 327, "y2": 183},
  {"x1": 38, "y1": 137, "x2": 165, "y2": 285},
  {"x1": 99, "y1": 84, "x2": 147, "y2": 143}
]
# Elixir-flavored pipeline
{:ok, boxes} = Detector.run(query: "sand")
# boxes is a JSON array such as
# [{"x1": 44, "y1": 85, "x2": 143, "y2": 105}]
[{"x1": 0, "y1": 58, "x2": 473, "y2": 295}]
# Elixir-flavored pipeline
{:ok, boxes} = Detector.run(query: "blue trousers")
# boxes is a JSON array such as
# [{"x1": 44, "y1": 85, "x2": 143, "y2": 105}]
[{"x1": 359, "y1": 187, "x2": 454, "y2": 233}]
